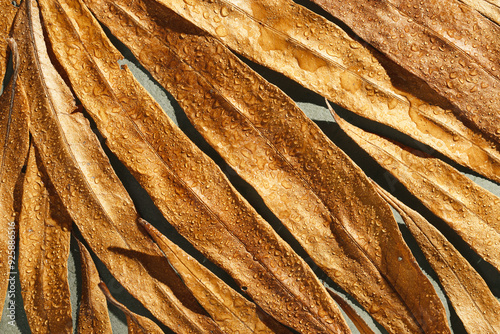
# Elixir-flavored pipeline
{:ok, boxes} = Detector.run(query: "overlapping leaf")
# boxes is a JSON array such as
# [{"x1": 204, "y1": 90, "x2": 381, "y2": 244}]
[
  {"x1": 19, "y1": 145, "x2": 73, "y2": 333},
  {"x1": 0, "y1": 38, "x2": 29, "y2": 320},
  {"x1": 332, "y1": 108, "x2": 500, "y2": 271},
  {"x1": 83, "y1": 0, "x2": 450, "y2": 333},
  {"x1": 0, "y1": 0, "x2": 18, "y2": 81},
  {"x1": 12, "y1": 1, "x2": 222, "y2": 332},
  {"x1": 98, "y1": 282, "x2": 164, "y2": 334},
  {"x1": 76, "y1": 240, "x2": 113, "y2": 334},
  {"x1": 139, "y1": 219, "x2": 292, "y2": 334},
  {"x1": 373, "y1": 181, "x2": 500, "y2": 334},
  {"x1": 311, "y1": 0, "x2": 500, "y2": 144},
  {"x1": 38, "y1": 0, "x2": 350, "y2": 331},
  {"x1": 458, "y1": 0, "x2": 500, "y2": 26},
  {"x1": 143, "y1": 0, "x2": 500, "y2": 184}
]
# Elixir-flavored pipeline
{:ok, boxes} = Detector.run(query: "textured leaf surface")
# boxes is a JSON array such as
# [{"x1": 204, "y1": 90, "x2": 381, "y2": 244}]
[
  {"x1": 98, "y1": 282, "x2": 164, "y2": 334},
  {"x1": 311, "y1": 0, "x2": 500, "y2": 143},
  {"x1": 0, "y1": 38, "x2": 29, "y2": 320},
  {"x1": 333, "y1": 109, "x2": 500, "y2": 271},
  {"x1": 139, "y1": 219, "x2": 292, "y2": 334},
  {"x1": 19, "y1": 145, "x2": 73, "y2": 334},
  {"x1": 374, "y1": 182, "x2": 500, "y2": 334},
  {"x1": 13, "y1": 1, "x2": 221, "y2": 332},
  {"x1": 0, "y1": 0, "x2": 18, "y2": 81},
  {"x1": 458, "y1": 0, "x2": 500, "y2": 26},
  {"x1": 43, "y1": 0, "x2": 351, "y2": 332},
  {"x1": 146, "y1": 0, "x2": 500, "y2": 184},
  {"x1": 76, "y1": 240, "x2": 113, "y2": 334},
  {"x1": 84, "y1": 0, "x2": 451, "y2": 333}
]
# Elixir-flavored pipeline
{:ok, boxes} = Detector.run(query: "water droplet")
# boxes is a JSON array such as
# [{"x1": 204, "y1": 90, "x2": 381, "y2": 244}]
[
  {"x1": 220, "y1": 6, "x2": 229, "y2": 17},
  {"x1": 215, "y1": 25, "x2": 228, "y2": 37}
]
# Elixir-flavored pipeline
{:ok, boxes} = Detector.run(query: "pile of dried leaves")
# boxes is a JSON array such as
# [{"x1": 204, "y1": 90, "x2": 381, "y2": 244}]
[{"x1": 1, "y1": 0, "x2": 499, "y2": 332}]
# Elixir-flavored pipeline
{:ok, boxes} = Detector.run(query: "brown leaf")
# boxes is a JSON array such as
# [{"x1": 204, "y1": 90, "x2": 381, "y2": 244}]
[
  {"x1": 325, "y1": 287, "x2": 376, "y2": 334},
  {"x1": 311, "y1": 0, "x2": 500, "y2": 143},
  {"x1": 41, "y1": 0, "x2": 351, "y2": 332},
  {"x1": 0, "y1": 0, "x2": 18, "y2": 81},
  {"x1": 373, "y1": 182, "x2": 500, "y2": 334},
  {"x1": 12, "y1": 1, "x2": 222, "y2": 332},
  {"x1": 76, "y1": 239, "x2": 113, "y2": 334},
  {"x1": 98, "y1": 282, "x2": 164, "y2": 334},
  {"x1": 458, "y1": 0, "x2": 500, "y2": 26},
  {"x1": 332, "y1": 107, "x2": 500, "y2": 271},
  {"x1": 138, "y1": 219, "x2": 293, "y2": 334},
  {"x1": 0, "y1": 37, "x2": 29, "y2": 320},
  {"x1": 145, "y1": 0, "x2": 500, "y2": 184},
  {"x1": 19, "y1": 145, "x2": 73, "y2": 333},
  {"x1": 83, "y1": 0, "x2": 450, "y2": 333}
]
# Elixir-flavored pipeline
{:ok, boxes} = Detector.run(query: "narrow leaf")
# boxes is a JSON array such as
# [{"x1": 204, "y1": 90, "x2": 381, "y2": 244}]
[
  {"x1": 12, "y1": 1, "x2": 222, "y2": 332},
  {"x1": 0, "y1": 37, "x2": 29, "y2": 320},
  {"x1": 373, "y1": 181, "x2": 500, "y2": 334},
  {"x1": 138, "y1": 219, "x2": 292, "y2": 334},
  {"x1": 41, "y1": 0, "x2": 351, "y2": 332},
  {"x1": 0, "y1": 0, "x2": 18, "y2": 81},
  {"x1": 332, "y1": 107, "x2": 500, "y2": 271},
  {"x1": 311, "y1": 0, "x2": 500, "y2": 143},
  {"x1": 325, "y1": 288, "x2": 376, "y2": 334},
  {"x1": 98, "y1": 282, "x2": 164, "y2": 334},
  {"x1": 458, "y1": 0, "x2": 500, "y2": 27},
  {"x1": 76, "y1": 239, "x2": 113, "y2": 334},
  {"x1": 84, "y1": 0, "x2": 450, "y2": 333},
  {"x1": 140, "y1": 0, "x2": 500, "y2": 184},
  {"x1": 19, "y1": 145, "x2": 73, "y2": 333}
]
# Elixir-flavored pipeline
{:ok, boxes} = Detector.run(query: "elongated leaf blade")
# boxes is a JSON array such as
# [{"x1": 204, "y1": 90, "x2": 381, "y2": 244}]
[
  {"x1": 458, "y1": 0, "x2": 500, "y2": 27},
  {"x1": 12, "y1": 1, "x2": 222, "y2": 332},
  {"x1": 0, "y1": 38, "x2": 29, "y2": 320},
  {"x1": 311, "y1": 0, "x2": 500, "y2": 143},
  {"x1": 84, "y1": 0, "x2": 450, "y2": 333},
  {"x1": 139, "y1": 219, "x2": 292, "y2": 334},
  {"x1": 41, "y1": 0, "x2": 350, "y2": 332},
  {"x1": 19, "y1": 145, "x2": 73, "y2": 333},
  {"x1": 332, "y1": 108, "x2": 500, "y2": 271},
  {"x1": 373, "y1": 182, "x2": 500, "y2": 334},
  {"x1": 76, "y1": 239, "x2": 113, "y2": 334},
  {"x1": 0, "y1": 0, "x2": 18, "y2": 81},
  {"x1": 98, "y1": 282, "x2": 164, "y2": 334},
  {"x1": 140, "y1": 0, "x2": 500, "y2": 184}
]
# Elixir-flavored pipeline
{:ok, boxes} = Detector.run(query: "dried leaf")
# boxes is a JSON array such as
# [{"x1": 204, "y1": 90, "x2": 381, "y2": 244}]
[
  {"x1": 325, "y1": 288, "x2": 376, "y2": 334},
  {"x1": 19, "y1": 145, "x2": 73, "y2": 333},
  {"x1": 311, "y1": 0, "x2": 500, "y2": 143},
  {"x1": 84, "y1": 0, "x2": 450, "y2": 333},
  {"x1": 41, "y1": 0, "x2": 351, "y2": 332},
  {"x1": 458, "y1": 0, "x2": 500, "y2": 26},
  {"x1": 331, "y1": 107, "x2": 500, "y2": 271},
  {"x1": 138, "y1": 219, "x2": 292, "y2": 334},
  {"x1": 76, "y1": 239, "x2": 113, "y2": 334},
  {"x1": 0, "y1": 37, "x2": 29, "y2": 320},
  {"x1": 98, "y1": 282, "x2": 164, "y2": 334},
  {"x1": 373, "y1": 181, "x2": 500, "y2": 334},
  {"x1": 145, "y1": 0, "x2": 500, "y2": 184},
  {"x1": 0, "y1": 0, "x2": 18, "y2": 81},
  {"x1": 12, "y1": 1, "x2": 222, "y2": 332}
]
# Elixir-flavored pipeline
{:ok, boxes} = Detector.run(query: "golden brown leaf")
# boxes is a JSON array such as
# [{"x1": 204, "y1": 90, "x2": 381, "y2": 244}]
[
  {"x1": 0, "y1": 0, "x2": 18, "y2": 81},
  {"x1": 0, "y1": 38, "x2": 29, "y2": 320},
  {"x1": 145, "y1": 0, "x2": 500, "y2": 184},
  {"x1": 138, "y1": 219, "x2": 292, "y2": 334},
  {"x1": 19, "y1": 145, "x2": 73, "y2": 333},
  {"x1": 41, "y1": 0, "x2": 351, "y2": 332},
  {"x1": 325, "y1": 288, "x2": 376, "y2": 334},
  {"x1": 12, "y1": 1, "x2": 222, "y2": 332},
  {"x1": 373, "y1": 182, "x2": 500, "y2": 334},
  {"x1": 458, "y1": 0, "x2": 500, "y2": 26},
  {"x1": 83, "y1": 1, "x2": 450, "y2": 333},
  {"x1": 332, "y1": 107, "x2": 500, "y2": 271},
  {"x1": 76, "y1": 240, "x2": 113, "y2": 334},
  {"x1": 311, "y1": 0, "x2": 500, "y2": 143},
  {"x1": 98, "y1": 282, "x2": 164, "y2": 334}
]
